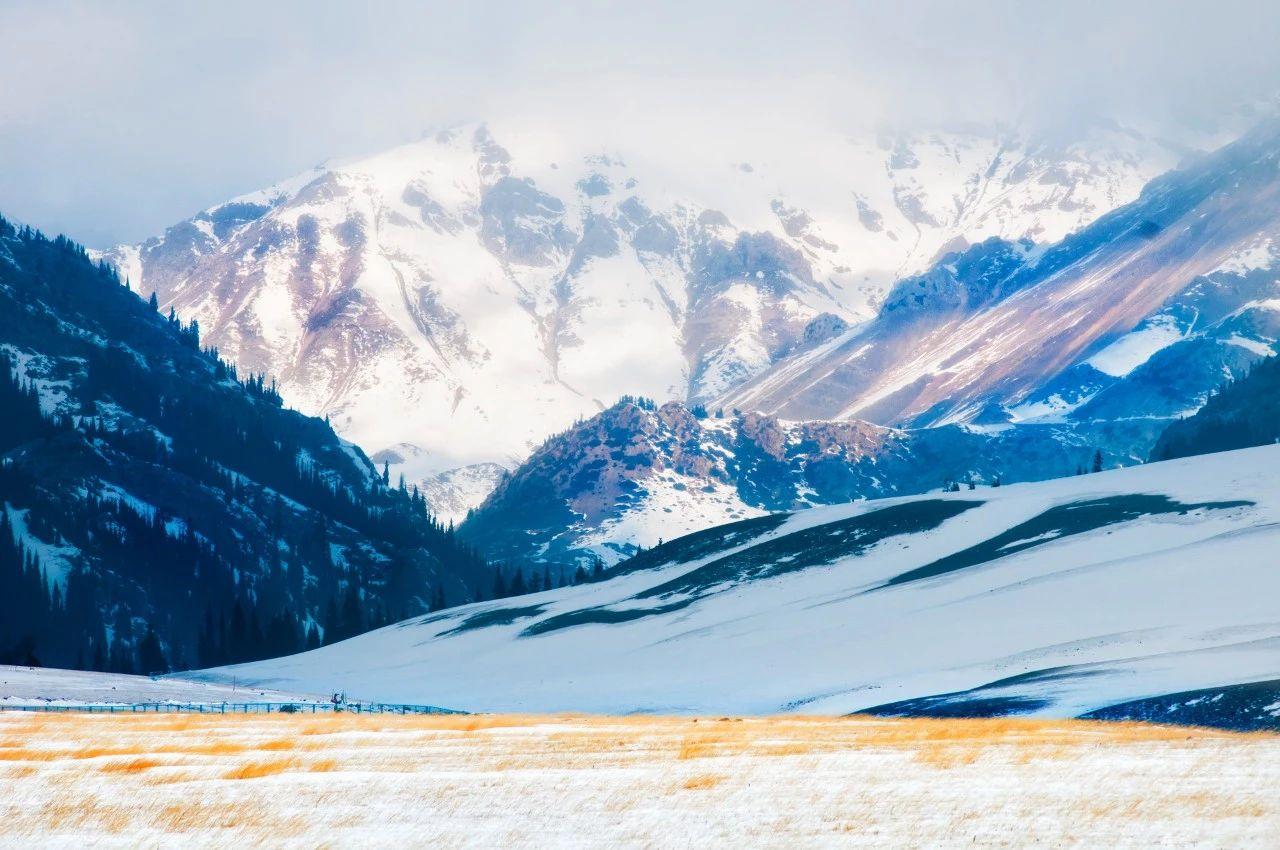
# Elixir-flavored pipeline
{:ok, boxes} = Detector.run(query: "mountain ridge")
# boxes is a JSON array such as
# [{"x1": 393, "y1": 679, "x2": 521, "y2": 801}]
[
  {"x1": 459, "y1": 397, "x2": 1155, "y2": 566},
  {"x1": 99, "y1": 120, "x2": 1188, "y2": 510}
]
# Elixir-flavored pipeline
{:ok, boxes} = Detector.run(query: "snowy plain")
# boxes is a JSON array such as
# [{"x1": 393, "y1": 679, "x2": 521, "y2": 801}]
[{"x1": 2, "y1": 712, "x2": 1277, "y2": 848}]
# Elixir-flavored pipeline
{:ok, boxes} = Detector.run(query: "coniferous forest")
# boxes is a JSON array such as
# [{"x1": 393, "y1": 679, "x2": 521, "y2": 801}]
[
  {"x1": 0, "y1": 215, "x2": 493, "y2": 674},
  {"x1": 1150, "y1": 352, "x2": 1280, "y2": 462}
]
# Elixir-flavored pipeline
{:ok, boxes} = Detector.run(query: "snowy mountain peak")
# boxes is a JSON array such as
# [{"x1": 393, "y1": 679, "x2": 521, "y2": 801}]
[{"x1": 100, "y1": 120, "x2": 1191, "y2": 516}]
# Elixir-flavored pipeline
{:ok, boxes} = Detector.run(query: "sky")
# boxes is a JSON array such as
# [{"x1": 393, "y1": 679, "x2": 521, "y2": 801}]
[{"x1": 3, "y1": 0, "x2": 1280, "y2": 248}]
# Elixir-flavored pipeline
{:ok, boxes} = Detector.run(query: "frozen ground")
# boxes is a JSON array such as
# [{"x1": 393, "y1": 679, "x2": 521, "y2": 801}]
[
  {"x1": 0, "y1": 712, "x2": 1276, "y2": 847},
  {"x1": 0, "y1": 666, "x2": 324, "y2": 708},
  {"x1": 188, "y1": 446, "x2": 1280, "y2": 720}
]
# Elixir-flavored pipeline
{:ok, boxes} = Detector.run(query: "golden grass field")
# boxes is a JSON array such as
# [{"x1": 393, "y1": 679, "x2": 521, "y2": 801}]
[{"x1": 1, "y1": 711, "x2": 1277, "y2": 847}]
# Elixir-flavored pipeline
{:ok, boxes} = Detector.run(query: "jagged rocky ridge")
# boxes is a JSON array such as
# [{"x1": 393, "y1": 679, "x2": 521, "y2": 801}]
[
  {"x1": 460, "y1": 398, "x2": 1154, "y2": 565},
  {"x1": 0, "y1": 216, "x2": 488, "y2": 673}
]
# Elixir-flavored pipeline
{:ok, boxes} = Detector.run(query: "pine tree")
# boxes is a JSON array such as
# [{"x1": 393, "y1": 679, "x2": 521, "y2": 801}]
[
  {"x1": 137, "y1": 623, "x2": 168, "y2": 675},
  {"x1": 1091, "y1": 449, "x2": 1103, "y2": 474},
  {"x1": 429, "y1": 584, "x2": 447, "y2": 612}
]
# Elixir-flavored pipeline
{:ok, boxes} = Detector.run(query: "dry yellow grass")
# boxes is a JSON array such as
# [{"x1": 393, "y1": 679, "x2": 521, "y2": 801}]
[
  {"x1": 0, "y1": 711, "x2": 1275, "y2": 846},
  {"x1": 256, "y1": 737, "x2": 295, "y2": 751},
  {"x1": 222, "y1": 757, "x2": 298, "y2": 779},
  {"x1": 681, "y1": 772, "x2": 726, "y2": 790},
  {"x1": 100, "y1": 757, "x2": 162, "y2": 774}
]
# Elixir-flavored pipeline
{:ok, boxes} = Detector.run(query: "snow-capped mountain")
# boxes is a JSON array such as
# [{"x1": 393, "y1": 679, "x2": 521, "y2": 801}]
[
  {"x1": 720, "y1": 119, "x2": 1280, "y2": 430},
  {"x1": 188, "y1": 443, "x2": 1280, "y2": 726},
  {"x1": 460, "y1": 398, "x2": 1156, "y2": 565},
  {"x1": 101, "y1": 121, "x2": 1189, "y2": 514},
  {"x1": 459, "y1": 121, "x2": 1280, "y2": 567}
]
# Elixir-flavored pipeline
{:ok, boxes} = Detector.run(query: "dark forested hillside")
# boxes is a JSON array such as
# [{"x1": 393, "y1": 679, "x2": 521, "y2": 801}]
[
  {"x1": 1149, "y1": 351, "x2": 1280, "y2": 461},
  {"x1": 0, "y1": 215, "x2": 490, "y2": 674}
]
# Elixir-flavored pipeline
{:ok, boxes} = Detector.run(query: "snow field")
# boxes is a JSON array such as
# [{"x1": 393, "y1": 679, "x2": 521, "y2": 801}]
[
  {"x1": 0, "y1": 665, "x2": 325, "y2": 708},
  {"x1": 200, "y1": 445, "x2": 1280, "y2": 717},
  {"x1": 1, "y1": 712, "x2": 1276, "y2": 847}
]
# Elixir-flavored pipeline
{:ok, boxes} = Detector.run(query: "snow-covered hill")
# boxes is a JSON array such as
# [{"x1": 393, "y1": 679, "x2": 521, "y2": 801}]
[
  {"x1": 187, "y1": 444, "x2": 1280, "y2": 723},
  {"x1": 101, "y1": 121, "x2": 1188, "y2": 511}
]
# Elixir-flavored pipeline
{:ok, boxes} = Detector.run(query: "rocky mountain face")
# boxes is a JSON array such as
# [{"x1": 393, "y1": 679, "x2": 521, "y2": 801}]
[
  {"x1": 459, "y1": 398, "x2": 1153, "y2": 565},
  {"x1": 101, "y1": 121, "x2": 1185, "y2": 519},
  {"x1": 465, "y1": 121, "x2": 1280, "y2": 566},
  {"x1": 720, "y1": 119, "x2": 1280, "y2": 432},
  {"x1": 0, "y1": 216, "x2": 488, "y2": 672}
]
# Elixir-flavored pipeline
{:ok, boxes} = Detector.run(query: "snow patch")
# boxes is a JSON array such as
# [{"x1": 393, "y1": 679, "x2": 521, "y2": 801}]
[{"x1": 1086, "y1": 314, "x2": 1187, "y2": 377}]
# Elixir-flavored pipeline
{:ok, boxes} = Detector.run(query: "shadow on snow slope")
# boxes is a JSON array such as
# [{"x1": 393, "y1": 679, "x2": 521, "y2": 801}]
[
  {"x1": 521, "y1": 499, "x2": 983, "y2": 638},
  {"x1": 875, "y1": 495, "x2": 1254, "y2": 591},
  {"x1": 1083, "y1": 679, "x2": 1280, "y2": 732},
  {"x1": 638, "y1": 499, "x2": 983, "y2": 600}
]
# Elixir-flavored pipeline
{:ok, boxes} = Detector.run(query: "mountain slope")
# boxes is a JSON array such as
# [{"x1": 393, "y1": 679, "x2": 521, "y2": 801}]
[
  {"x1": 188, "y1": 444, "x2": 1279, "y2": 725},
  {"x1": 102, "y1": 122, "x2": 1186, "y2": 504},
  {"x1": 0, "y1": 216, "x2": 487, "y2": 673},
  {"x1": 720, "y1": 120, "x2": 1280, "y2": 430},
  {"x1": 459, "y1": 398, "x2": 1155, "y2": 565},
  {"x1": 1150, "y1": 350, "x2": 1280, "y2": 460}
]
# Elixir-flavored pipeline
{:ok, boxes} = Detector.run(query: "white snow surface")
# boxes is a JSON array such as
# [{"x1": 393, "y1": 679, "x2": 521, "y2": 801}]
[
  {"x1": 1212, "y1": 236, "x2": 1276, "y2": 276},
  {"x1": 0, "y1": 665, "x2": 325, "y2": 707},
  {"x1": 1085, "y1": 313, "x2": 1188, "y2": 377},
  {"x1": 418, "y1": 462, "x2": 509, "y2": 526},
  {"x1": 187, "y1": 445, "x2": 1280, "y2": 717}
]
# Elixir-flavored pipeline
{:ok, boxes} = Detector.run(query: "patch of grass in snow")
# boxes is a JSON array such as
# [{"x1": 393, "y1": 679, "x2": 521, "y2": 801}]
[
  {"x1": 680, "y1": 772, "x2": 726, "y2": 790},
  {"x1": 99, "y1": 757, "x2": 162, "y2": 774},
  {"x1": 256, "y1": 737, "x2": 295, "y2": 751},
  {"x1": 222, "y1": 757, "x2": 298, "y2": 779}
]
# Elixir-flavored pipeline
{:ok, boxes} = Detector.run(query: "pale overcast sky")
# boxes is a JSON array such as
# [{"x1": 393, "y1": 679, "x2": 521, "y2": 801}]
[{"x1": 3, "y1": 0, "x2": 1279, "y2": 247}]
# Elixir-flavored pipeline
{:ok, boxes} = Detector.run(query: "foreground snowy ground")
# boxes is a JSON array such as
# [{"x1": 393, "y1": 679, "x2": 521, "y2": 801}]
[
  {"x1": 1, "y1": 712, "x2": 1276, "y2": 847},
  {"x1": 189, "y1": 446, "x2": 1280, "y2": 719},
  {"x1": 0, "y1": 665, "x2": 324, "y2": 708}
]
